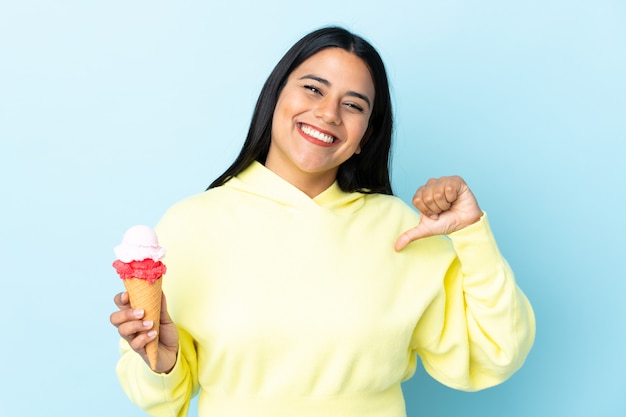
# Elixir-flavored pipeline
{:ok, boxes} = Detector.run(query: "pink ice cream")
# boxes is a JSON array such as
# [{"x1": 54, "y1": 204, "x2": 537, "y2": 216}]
[{"x1": 114, "y1": 225, "x2": 166, "y2": 263}]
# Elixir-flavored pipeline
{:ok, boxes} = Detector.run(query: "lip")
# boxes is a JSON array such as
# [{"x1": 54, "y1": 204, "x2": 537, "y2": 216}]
[{"x1": 297, "y1": 122, "x2": 339, "y2": 147}]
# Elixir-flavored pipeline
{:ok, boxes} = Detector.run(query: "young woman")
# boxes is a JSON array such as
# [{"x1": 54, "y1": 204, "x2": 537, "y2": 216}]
[{"x1": 110, "y1": 26, "x2": 535, "y2": 417}]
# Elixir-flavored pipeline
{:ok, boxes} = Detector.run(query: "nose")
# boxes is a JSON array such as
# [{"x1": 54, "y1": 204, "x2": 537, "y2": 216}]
[{"x1": 314, "y1": 98, "x2": 341, "y2": 125}]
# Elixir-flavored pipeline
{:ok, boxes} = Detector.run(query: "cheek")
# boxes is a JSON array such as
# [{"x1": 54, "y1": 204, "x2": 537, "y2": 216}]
[
  {"x1": 272, "y1": 99, "x2": 292, "y2": 134},
  {"x1": 276, "y1": 88, "x2": 306, "y2": 112},
  {"x1": 350, "y1": 118, "x2": 371, "y2": 142}
]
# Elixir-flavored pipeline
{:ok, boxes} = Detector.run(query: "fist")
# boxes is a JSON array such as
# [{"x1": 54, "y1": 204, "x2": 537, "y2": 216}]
[{"x1": 395, "y1": 176, "x2": 482, "y2": 251}]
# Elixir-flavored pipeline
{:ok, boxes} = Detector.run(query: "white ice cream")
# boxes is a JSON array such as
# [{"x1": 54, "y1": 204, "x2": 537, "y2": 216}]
[{"x1": 114, "y1": 225, "x2": 166, "y2": 263}]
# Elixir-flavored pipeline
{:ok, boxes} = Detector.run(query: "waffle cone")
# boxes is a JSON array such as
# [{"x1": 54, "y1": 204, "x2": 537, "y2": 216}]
[{"x1": 123, "y1": 277, "x2": 163, "y2": 371}]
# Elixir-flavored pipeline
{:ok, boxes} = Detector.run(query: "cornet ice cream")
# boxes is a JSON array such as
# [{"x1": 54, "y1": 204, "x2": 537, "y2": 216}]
[{"x1": 112, "y1": 225, "x2": 166, "y2": 371}]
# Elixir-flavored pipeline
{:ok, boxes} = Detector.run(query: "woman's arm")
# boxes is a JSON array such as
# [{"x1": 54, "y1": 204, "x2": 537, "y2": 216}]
[
  {"x1": 116, "y1": 325, "x2": 200, "y2": 416},
  {"x1": 410, "y1": 216, "x2": 535, "y2": 390},
  {"x1": 397, "y1": 176, "x2": 535, "y2": 390}
]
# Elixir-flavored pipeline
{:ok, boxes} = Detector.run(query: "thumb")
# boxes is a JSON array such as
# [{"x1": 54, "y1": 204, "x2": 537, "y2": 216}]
[
  {"x1": 160, "y1": 292, "x2": 173, "y2": 324},
  {"x1": 394, "y1": 219, "x2": 436, "y2": 251}
]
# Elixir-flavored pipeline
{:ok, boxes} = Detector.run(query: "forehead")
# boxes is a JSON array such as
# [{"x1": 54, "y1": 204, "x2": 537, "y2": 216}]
[{"x1": 290, "y1": 48, "x2": 375, "y2": 95}]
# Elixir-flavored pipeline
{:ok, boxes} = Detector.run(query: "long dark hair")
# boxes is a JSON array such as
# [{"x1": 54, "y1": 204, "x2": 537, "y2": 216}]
[{"x1": 208, "y1": 26, "x2": 394, "y2": 195}]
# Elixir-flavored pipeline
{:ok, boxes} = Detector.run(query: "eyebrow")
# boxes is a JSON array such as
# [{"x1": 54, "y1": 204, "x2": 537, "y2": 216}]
[{"x1": 299, "y1": 74, "x2": 372, "y2": 109}]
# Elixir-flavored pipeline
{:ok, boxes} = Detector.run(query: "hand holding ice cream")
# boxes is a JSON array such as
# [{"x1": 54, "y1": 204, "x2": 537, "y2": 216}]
[{"x1": 110, "y1": 225, "x2": 178, "y2": 373}]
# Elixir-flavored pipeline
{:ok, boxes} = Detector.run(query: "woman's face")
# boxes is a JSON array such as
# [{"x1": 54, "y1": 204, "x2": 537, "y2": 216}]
[{"x1": 266, "y1": 48, "x2": 375, "y2": 196}]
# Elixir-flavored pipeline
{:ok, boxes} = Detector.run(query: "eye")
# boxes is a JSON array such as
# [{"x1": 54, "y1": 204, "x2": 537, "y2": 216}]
[
  {"x1": 344, "y1": 102, "x2": 365, "y2": 113},
  {"x1": 303, "y1": 85, "x2": 322, "y2": 95}
]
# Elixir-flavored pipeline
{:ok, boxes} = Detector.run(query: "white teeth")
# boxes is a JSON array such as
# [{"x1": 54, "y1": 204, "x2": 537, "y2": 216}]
[{"x1": 301, "y1": 124, "x2": 335, "y2": 143}]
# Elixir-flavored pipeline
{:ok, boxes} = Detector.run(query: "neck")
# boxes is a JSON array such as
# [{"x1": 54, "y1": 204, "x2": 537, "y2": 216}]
[{"x1": 264, "y1": 164, "x2": 337, "y2": 198}]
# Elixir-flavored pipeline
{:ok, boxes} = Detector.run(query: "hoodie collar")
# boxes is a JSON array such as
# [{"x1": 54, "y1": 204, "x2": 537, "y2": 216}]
[{"x1": 224, "y1": 161, "x2": 365, "y2": 213}]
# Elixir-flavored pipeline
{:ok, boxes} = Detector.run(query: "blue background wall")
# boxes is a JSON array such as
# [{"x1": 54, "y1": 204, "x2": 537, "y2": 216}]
[{"x1": 1, "y1": 1, "x2": 624, "y2": 416}]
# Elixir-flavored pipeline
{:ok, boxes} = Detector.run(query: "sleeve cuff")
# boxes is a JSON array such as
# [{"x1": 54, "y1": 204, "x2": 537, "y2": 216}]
[
  {"x1": 138, "y1": 344, "x2": 186, "y2": 388},
  {"x1": 447, "y1": 212, "x2": 508, "y2": 278}
]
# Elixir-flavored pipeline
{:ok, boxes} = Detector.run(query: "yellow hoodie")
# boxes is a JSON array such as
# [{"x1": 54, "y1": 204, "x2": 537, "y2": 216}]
[{"x1": 116, "y1": 161, "x2": 535, "y2": 417}]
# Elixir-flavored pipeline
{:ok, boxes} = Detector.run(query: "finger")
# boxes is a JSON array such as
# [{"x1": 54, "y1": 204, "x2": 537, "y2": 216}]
[
  {"x1": 413, "y1": 179, "x2": 444, "y2": 217},
  {"x1": 160, "y1": 293, "x2": 173, "y2": 325},
  {"x1": 414, "y1": 190, "x2": 447, "y2": 218},
  {"x1": 129, "y1": 329, "x2": 158, "y2": 353},
  {"x1": 412, "y1": 186, "x2": 431, "y2": 217},
  {"x1": 113, "y1": 292, "x2": 130, "y2": 309},
  {"x1": 110, "y1": 307, "x2": 144, "y2": 327},
  {"x1": 117, "y1": 318, "x2": 154, "y2": 340},
  {"x1": 431, "y1": 187, "x2": 453, "y2": 212},
  {"x1": 443, "y1": 179, "x2": 460, "y2": 204},
  {"x1": 395, "y1": 222, "x2": 434, "y2": 251},
  {"x1": 414, "y1": 177, "x2": 462, "y2": 217}
]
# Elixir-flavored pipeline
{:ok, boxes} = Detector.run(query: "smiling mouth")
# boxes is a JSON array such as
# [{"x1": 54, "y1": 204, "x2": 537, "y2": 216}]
[{"x1": 298, "y1": 123, "x2": 338, "y2": 144}]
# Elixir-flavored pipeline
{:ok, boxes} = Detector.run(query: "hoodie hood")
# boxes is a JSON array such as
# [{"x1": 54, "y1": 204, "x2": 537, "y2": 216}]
[{"x1": 224, "y1": 161, "x2": 365, "y2": 214}]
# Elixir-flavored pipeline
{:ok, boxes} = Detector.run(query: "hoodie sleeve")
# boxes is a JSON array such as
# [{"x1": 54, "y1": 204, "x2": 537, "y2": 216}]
[
  {"x1": 409, "y1": 214, "x2": 536, "y2": 391},
  {"x1": 116, "y1": 327, "x2": 200, "y2": 417}
]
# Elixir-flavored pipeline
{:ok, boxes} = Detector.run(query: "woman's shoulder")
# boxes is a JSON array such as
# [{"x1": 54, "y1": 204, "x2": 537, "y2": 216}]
[
  {"x1": 364, "y1": 192, "x2": 419, "y2": 214},
  {"x1": 155, "y1": 187, "x2": 235, "y2": 228},
  {"x1": 166, "y1": 186, "x2": 237, "y2": 212},
  {"x1": 358, "y1": 193, "x2": 422, "y2": 231}
]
